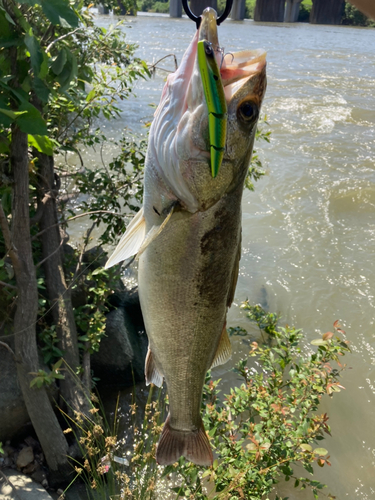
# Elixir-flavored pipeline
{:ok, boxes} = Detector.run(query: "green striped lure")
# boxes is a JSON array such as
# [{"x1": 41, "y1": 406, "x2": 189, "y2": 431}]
[{"x1": 197, "y1": 40, "x2": 227, "y2": 178}]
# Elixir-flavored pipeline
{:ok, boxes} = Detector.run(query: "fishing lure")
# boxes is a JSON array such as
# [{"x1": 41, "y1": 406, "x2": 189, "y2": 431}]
[{"x1": 197, "y1": 39, "x2": 227, "y2": 178}]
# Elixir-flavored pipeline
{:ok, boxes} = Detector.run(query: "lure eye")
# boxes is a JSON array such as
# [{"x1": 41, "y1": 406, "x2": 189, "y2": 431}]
[
  {"x1": 204, "y1": 42, "x2": 213, "y2": 56},
  {"x1": 238, "y1": 101, "x2": 258, "y2": 123}
]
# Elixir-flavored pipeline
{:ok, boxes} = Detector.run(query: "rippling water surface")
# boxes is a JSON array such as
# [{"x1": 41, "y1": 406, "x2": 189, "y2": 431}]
[{"x1": 82, "y1": 13, "x2": 375, "y2": 498}]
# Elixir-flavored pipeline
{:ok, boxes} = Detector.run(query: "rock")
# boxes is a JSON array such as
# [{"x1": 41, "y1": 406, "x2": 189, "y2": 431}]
[
  {"x1": 91, "y1": 287, "x2": 148, "y2": 386},
  {"x1": 24, "y1": 436, "x2": 41, "y2": 452},
  {"x1": 31, "y1": 468, "x2": 46, "y2": 484},
  {"x1": 1, "y1": 469, "x2": 54, "y2": 500},
  {"x1": 16, "y1": 447, "x2": 34, "y2": 469},
  {"x1": 22, "y1": 461, "x2": 37, "y2": 474}
]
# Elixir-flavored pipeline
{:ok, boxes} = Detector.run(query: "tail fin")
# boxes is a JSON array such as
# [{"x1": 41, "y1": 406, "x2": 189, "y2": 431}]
[{"x1": 156, "y1": 414, "x2": 213, "y2": 466}]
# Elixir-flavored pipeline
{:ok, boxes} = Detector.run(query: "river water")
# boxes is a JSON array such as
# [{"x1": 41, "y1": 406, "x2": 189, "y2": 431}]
[{"x1": 82, "y1": 13, "x2": 375, "y2": 499}]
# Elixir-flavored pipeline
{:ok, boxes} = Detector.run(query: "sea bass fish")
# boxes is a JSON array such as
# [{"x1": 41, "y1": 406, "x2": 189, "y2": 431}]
[{"x1": 106, "y1": 8, "x2": 266, "y2": 466}]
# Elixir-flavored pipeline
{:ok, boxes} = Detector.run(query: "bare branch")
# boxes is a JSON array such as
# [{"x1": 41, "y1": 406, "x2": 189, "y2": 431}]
[
  {"x1": 0, "y1": 341, "x2": 16, "y2": 360},
  {"x1": 36, "y1": 239, "x2": 64, "y2": 269},
  {"x1": 46, "y1": 28, "x2": 81, "y2": 53},
  {"x1": 71, "y1": 221, "x2": 96, "y2": 284},
  {"x1": 0, "y1": 202, "x2": 19, "y2": 266},
  {"x1": 148, "y1": 53, "x2": 178, "y2": 74},
  {"x1": 0, "y1": 202, "x2": 12, "y2": 250},
  {"x1": 32, "y1": 210, "x2": 127, "y2": 240},
  {"x1": 0, "y1": 280, "x2": 17, "y2": 290}
]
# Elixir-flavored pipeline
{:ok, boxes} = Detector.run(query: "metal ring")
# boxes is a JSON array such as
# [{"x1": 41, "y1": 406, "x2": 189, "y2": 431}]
[
  {"x1": 181, "y1": 0, "x2": 233, "y2": 29},
  {"x1": 217, "y1": 0, "x2": 233, "y2": 25},
  {"x1": 181, "y1": 0, "x2": 201, "y2": 29}
]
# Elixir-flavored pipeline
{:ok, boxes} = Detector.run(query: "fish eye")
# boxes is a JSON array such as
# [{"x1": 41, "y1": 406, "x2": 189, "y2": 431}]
[{"x1": 238, "y1": 101, "x2": 258, "y2": 123}]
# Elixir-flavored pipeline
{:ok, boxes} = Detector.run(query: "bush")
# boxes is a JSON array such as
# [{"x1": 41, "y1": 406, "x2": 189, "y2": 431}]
[
  {"x1": 298, "y1": 2, "x2": 311, "y2": 22},
  {"x1": 342, "y1": 2, "x2": 375, "y2": 26},
  {"x1": 67, "y1": 304, "x2": 350, "y2": 499}
]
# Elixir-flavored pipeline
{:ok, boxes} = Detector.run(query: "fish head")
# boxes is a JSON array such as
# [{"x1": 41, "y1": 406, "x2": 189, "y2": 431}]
[{"x1": 148, "y1": 8, "x2": 267, "y2": 213}]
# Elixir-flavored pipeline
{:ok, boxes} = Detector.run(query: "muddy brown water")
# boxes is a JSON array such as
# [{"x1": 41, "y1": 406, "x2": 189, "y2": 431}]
[{"x1": 68, "y1": 13, "x2": 375, "y2": 499}]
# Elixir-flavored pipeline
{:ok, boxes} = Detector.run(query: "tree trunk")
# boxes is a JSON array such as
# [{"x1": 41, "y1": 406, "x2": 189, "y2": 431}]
[
  {"x1": 3, "y1": 126, "x2": 71, "y2": 483},
  {"x1": 310, "y1": 0, "x2": 345, "y2": 24},
  {"x1": 37, "y1": 151, "x2": 90, "y2": 415},
  {"x1": 254, "y1": 0, "x2": 286, "y2": 21},
  {"x1": 189, "y1": 0, "x2": 218, "y2": 17}
]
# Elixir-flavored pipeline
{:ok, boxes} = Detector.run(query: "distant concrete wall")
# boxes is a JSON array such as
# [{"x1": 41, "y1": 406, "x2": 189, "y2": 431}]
[
  {"x1": 284, "y1": 0, "x2": 302, "y2": 22},
  {"x1": 189, "y1": 0, "x2": 218, "y2": 17},
  {"x1": 231, "y1": 0, "x2": 246, "y2": 20},
  {"x1": 254, "y1": 0, "x2": 286, "y2": 22},
  {"x1": 170, "y1": 0, "x2": 182, "y2": 18},
  {"x1": 310, "y1": 0, "x2": 345, "y2": 24}
]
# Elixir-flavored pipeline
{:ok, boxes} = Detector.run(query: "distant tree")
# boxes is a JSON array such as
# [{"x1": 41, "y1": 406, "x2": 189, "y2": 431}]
[
  {"x1": 310, "y1": 0, "x2": 345, "y2": 24},
  {"x1": 342, "y1": 1, "x2": 375, "y2": 25},
  {"x1": 254, "y1": 0, "x2": 285, "y2": 22}
]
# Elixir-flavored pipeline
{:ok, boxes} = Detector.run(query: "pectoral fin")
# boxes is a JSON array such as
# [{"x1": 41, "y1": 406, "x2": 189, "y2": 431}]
[
  {"x1": 105, "y1": 205, "x2": 175, "y2": 269},
  {"x1": 145, "y1": 347, "x2": 163, "y2": 387},
  {"x1": 211, "y1": 323, "x2": 232, "y2": 368},
  {"x1": 105, "y1": 208, "x2": 146, "y2": 269},
  {"x1": 136, "y1": 207, "x2": 174, "y2": 259}
]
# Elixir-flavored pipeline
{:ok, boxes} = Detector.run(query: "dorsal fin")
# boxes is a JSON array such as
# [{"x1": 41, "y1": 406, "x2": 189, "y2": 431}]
[{"x1": 105, "y1": 208, "x2": 146, "y2": 269}]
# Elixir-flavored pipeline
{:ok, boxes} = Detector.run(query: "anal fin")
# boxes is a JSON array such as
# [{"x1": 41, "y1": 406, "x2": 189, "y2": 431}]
[
  {"x1": 211, "y1": 323, "x2": 232, "y2": 369},
  {"x1": 156, "y1": 414, "x2": 213, "y2": 466},
  {"x1": 145, "y1": 347, "x2": 163, "y2": 387}
]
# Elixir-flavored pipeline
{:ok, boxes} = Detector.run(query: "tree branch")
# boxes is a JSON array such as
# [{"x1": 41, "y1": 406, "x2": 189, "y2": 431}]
[
  {"x1": 0, "y1": 280, "x2": 17, "y2": 290},
  {"x1": 0, "y1": 202, "x2": 19, "y2": 266},
  {"x1": 46, "y1": 28, "x2": 81, "y2": 53},
  {"x1": 32, "y1": 210, "x2": 127, "y2": 240},
  {"x1": 35, "y1": 239, "x2": 64, "y2": 269},
  {"x1": 0, "y1": 341, "x2": 16, "y2": 360}
]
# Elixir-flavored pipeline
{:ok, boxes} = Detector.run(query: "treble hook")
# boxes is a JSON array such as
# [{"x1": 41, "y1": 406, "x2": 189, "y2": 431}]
[{"x1": 181, "y1": 0, "x2": 234, "y2": 29}]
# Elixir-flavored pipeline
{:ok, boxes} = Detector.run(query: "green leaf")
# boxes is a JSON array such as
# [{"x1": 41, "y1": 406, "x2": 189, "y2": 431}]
[
  {"x1": 41, "y1": 0, "x2": 78, "y2": 28},
  {"x1": 310, "y1": 339, "x2": 328, "y2": 347},
  {"x1": 33, "y1": 77, "x2": 50, "y2": 102},
  {"x1": 56, "y1": 51, "x2": 77, "y2": 91},
  {"x1": 28, "y1": 135, "x2": 56, "y2": 155},
  {"x1": 314, "y1": 448, "x2": 328, "y2": 456},
  {"x1": 0, "y1": 108, "x2": 27, "y2": 120},
  {"x1": 300, "y1": 443, "x2": 312, "y2": 452},
  {"x1": 24, "y1": 30, "x2": 43, "y2": 77},
  {"x1": 51, "y1": 49, "x2": 67, "y2": 75},
  {"x1": 17, "y1": 103, "x2": 47, "y2": 135},
  {"x1": 0, "y1": 36, "x2": 21, "y2": 48}
]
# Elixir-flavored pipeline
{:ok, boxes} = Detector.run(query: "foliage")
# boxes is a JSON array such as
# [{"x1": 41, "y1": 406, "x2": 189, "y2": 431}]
[
  {"x1": 138, "y1": 0, "x2": 168, "y2": 13},
  {"x1": 245, "y1": 116, "x2": 270, "y2": 191},
  {"x1": 342, "y1": 2, "x2": 375, "y2": 26},
  {"x1": 72, "y1": 133, "x2": 147, "y2": 247},
  {"x1": 298, "y1": 1, "x2": 311, "y2": 22},
  {"x1": 63, "y1": 387, "x2": 165, "y2": 499},
  {"x1": 0, "y1": 1, "x2": 149, "y2": 366},
  {"x1": 68, "y1": 304, "x2": 349, "y2": 499},
  {"x1": 30, "y1": 358, "x2": 65, "y2": 388}
]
